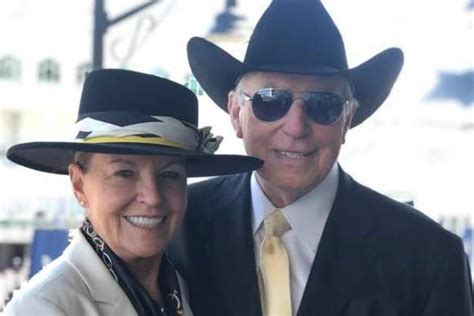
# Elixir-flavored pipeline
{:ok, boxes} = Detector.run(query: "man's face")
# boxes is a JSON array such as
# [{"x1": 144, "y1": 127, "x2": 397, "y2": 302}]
[{"x1": 228, "y1": 72, "x2": 354, "y2": 205}]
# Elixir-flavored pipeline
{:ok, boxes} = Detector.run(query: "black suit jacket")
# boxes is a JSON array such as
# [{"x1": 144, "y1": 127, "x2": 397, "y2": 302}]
[{"x1": 170, "y1": 169, "x2": 473, "y2": 316}]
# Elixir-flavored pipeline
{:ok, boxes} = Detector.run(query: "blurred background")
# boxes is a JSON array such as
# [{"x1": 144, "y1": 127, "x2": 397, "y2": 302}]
[{"x1": 0, "y1": 0, "x2": 472, "y2": 309}]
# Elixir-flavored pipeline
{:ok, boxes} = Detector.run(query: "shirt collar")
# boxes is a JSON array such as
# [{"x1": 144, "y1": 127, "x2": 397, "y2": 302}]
[{"x1": 251, "y1": 163, "x2": 339, "y2": 254}]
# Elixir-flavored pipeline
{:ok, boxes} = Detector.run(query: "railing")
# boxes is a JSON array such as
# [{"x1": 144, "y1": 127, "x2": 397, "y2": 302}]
[{"x1": 0, "y1": 218, "x2": 81, "y2": 229}]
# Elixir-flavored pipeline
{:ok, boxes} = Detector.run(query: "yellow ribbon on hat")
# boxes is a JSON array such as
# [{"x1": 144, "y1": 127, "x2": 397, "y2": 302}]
[{"x1": 82, "y1": 135, "x2": 193, "y2": 150}]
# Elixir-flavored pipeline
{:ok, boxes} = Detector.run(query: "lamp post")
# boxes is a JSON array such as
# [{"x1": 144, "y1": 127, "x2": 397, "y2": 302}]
[{"x1": 93, "y1": 0, "x2": 159, "y2": 69}]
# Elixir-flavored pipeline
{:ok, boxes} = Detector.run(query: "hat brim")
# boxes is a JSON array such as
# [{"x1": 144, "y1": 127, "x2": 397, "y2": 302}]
[
  {"x1": 7, "y1": 141, "x2": 263, "y2": 177},
  {"x1": 187, "y1": 37, "x2": 404, "y2": 127}
]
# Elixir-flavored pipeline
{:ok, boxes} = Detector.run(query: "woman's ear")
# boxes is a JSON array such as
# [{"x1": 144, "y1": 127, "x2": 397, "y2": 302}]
[
  {"x1": 69, "y1": 164, "x2": 87, "y2": 208},
  {"x1": 228, "y1": 90, "x2": 243, "y2": 139}
]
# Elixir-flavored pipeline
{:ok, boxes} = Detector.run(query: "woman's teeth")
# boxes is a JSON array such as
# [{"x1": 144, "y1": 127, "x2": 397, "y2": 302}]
[{"x1": 125, "y1": 216, "x2": 166, "y2": 228}]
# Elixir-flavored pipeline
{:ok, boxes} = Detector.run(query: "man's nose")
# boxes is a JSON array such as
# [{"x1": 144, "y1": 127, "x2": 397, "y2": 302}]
[{"x1": 281, "y1": 99, "x2": 311, "y2": 138}]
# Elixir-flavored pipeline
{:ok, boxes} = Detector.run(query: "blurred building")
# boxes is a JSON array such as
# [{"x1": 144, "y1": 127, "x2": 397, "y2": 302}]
[
  {"x1": 0, "y1": 0, "x2": 472, "y2": 306},
  {"x1": 0, "y1": 0, "x2": 268, "y2": 307},
  {"x1": 0, "y1": 0, "x2": 268, "y2": 228}
]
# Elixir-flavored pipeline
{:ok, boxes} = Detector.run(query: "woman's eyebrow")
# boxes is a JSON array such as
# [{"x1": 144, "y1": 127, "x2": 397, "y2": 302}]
[
  {"x1": 108, "y1": 159, "x2": 136, "y2": 167},
  {"x1": 107, "y1": 158, "x2": 185, "y2": 169},
  {"x1": 160, "y1": 159, "x2": 186, "y2": 169}
]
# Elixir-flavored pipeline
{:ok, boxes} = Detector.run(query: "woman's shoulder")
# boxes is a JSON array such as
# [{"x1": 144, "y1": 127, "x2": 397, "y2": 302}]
[
  {"x1": 3, "y1": 254, "x2": 90, "y2": 315},
  {"x1": 4, "y1": 231, "x2": 136, "y2": 316}
]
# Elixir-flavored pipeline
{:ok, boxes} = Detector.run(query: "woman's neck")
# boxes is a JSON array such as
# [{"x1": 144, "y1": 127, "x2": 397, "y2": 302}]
[{"x1": 126, "y1": 254, "x2": 163, "y2": 303}]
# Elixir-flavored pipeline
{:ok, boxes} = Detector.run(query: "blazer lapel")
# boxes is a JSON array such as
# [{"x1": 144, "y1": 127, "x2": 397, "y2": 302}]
[
  {"x1": 206, "y1": 173, "x2": 262, "y2": 316},
  {"x1": 65, "y1": 230, "x2": 136, "y2": 314},
  {"x1": 298, "y1": 169, "x2": 377, "y2": 316}
]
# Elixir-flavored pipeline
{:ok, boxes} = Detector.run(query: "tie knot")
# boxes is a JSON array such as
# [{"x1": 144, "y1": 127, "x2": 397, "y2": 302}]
[{"x1": 264, "y1": 209, "x2": 290, "y2": 237}]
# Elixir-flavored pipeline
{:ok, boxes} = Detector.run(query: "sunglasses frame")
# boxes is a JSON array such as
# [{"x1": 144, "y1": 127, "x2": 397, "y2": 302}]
[{"x1": 241, "y1": 88, "x2": 354, "y2": 126}]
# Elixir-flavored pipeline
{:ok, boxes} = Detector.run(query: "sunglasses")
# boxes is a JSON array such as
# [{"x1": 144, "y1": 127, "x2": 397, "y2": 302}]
[{"x1": 242, "y1": 88, "x2": 351, "y2": 125}]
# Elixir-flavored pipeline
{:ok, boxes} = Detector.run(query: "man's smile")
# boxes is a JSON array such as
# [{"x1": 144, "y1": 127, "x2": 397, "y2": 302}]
[{"x1": 274, "y1": 149, "x2": 316, "y2": 159}]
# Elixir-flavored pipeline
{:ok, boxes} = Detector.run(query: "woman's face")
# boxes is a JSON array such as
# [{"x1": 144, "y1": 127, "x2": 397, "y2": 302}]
[{"x1": 69, "y1": 153, "x2": 187, "y2": 262}]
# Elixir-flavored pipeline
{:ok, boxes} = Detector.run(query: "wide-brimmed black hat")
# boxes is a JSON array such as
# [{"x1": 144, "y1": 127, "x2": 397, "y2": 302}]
[
  {"x1": 7, "y1": 69, "x2": 262, "y2": 177},
  {"x1": 188, "y1": 0, "x2": 404, "y2": 127}
]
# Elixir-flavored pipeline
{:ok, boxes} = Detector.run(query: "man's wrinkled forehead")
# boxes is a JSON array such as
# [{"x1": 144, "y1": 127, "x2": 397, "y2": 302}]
[{"x1": 236, "y1": 71, "x2": 354, "y2": 96}]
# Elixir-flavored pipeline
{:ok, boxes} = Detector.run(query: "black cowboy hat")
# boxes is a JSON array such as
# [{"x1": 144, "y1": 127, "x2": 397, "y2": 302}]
[
  {"x1": 7, "y1": 69, "x2": 262, "y2": 177},
  {"x1": 187, "y1": 0, "x2": 404, "y2": 127}
]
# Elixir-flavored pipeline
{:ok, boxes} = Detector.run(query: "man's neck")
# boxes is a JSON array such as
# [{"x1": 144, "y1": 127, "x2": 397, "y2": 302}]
[{"x1": 255, "y1": 173, "x2": 322, "y2": 208}]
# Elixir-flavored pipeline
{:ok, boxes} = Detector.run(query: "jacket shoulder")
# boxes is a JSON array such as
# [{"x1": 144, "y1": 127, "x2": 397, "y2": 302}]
[
  {"x1": 351, "y1": 178, "x2": 464, "y2": 259},
  {"x1": 187, "y1": 173, "x2": 249, "y2": 219},
  {"x1": 188, "y1": 173, "x2": 246, "y2": 198},
  {"x1": 3, "y1": 256, "x2": 93, "y2": 315}
]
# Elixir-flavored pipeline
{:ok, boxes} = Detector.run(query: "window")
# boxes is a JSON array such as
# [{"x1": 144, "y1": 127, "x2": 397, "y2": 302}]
[
  {"x1": 0, "y1": 110, "x2": 20, "y2": 157},
  {"x1": 185, "y1": 74, "x2": 203, "y2": 96},
  {"x1": 38, "y1": 59, "x2": 60, "y2": 82},
  {"x1": 152, "y1": 67, "x2": 169, "y2": 79},
  {"x1": 76, "y1": 62, "x2": 92, "y2": 84},
  {"x1": 0, "y1": 56, "x2": 21, "y2": 80}
]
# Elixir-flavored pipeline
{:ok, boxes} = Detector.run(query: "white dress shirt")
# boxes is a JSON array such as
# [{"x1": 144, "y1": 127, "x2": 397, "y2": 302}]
[{"x1": 251, "y1": 163, "x2": 339, "y2": 315}]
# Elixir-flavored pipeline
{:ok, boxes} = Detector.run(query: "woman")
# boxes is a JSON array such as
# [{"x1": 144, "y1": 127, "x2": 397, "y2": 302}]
[{"x1": 3, "y1": 69, "x2": 262, "y2": 315}]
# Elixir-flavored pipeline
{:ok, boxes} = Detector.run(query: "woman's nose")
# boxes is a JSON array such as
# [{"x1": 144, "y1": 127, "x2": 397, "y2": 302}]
[{"x1": 137, "y1": 176, "x2": 162, "y2": 207}]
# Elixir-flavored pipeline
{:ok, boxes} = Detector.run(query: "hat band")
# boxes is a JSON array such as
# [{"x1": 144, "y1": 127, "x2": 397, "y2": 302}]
[
  {"x1": 81, "y1": 135, "x2": 193, "y2": 150},
  {"x1": 74, "y1": 113, "x2": 223, "y2": 154}
]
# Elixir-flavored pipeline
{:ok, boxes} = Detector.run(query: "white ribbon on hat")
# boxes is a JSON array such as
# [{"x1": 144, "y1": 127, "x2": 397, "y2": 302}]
[{"x1": 74, "y1": 115, "x2": 223, "y2": 154}]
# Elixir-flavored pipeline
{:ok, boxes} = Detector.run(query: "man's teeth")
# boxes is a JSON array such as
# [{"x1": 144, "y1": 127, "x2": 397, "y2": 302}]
[
  {"x1": 276, "y1": 151, "x2": 307, "y2": 158},
  {"x1": 125, "y1": 216, "x2": 165, "y2": 228}
]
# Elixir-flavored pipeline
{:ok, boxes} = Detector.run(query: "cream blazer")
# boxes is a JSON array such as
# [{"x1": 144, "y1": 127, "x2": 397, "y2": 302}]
[{"x1": 3, "y1": 230, "x2": 193, "y2": 316}]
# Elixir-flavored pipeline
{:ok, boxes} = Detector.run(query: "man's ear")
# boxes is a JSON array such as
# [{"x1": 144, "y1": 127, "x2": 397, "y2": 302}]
[
  {"x1": 69, "y1": 164, "x2": 87, "y2": 208},
  {"x1": 342, "y1": 103, "x2": 356, "y2": 144},
  {"x1": 228, "y1": 90, "x2": 243, "y2": 139}
]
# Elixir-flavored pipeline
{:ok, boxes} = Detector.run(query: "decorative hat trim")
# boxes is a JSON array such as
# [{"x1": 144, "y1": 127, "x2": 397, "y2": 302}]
[{"x1": 75, "y1": 112, "x2": 223, "y2": 154}]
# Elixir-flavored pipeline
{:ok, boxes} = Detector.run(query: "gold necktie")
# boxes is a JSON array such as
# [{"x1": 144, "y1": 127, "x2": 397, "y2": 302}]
[{"x1": 259, "y1": 209, "x2": 292, "y2": 316}]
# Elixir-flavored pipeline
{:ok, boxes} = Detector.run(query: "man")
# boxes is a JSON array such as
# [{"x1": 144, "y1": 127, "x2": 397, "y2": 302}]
[{"x1": 170, "y1": 1, "x2": 473, "y2": 315}]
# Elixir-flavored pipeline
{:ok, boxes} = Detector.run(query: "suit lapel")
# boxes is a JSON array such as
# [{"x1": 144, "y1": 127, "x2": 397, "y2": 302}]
[
  {"x1": 206, "y1": 173, "x2": 262, "y2": 316},
  {"x1": 298, "y1": 169, "x2": 377, "y2": 316}
]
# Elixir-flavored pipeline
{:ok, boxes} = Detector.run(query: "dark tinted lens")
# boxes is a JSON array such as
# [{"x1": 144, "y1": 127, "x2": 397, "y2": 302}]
[
  {"x1": 304, "y1": 92, "x2": 344, "y2": 125},
  {"x1": 252, "y1": 89, "x2": 293, "y2": 122}
]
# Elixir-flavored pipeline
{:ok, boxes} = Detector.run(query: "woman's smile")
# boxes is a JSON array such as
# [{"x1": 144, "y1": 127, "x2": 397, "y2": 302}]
[{"x1": 123, "y1": 215, "x2": 167, "y2": 228}]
